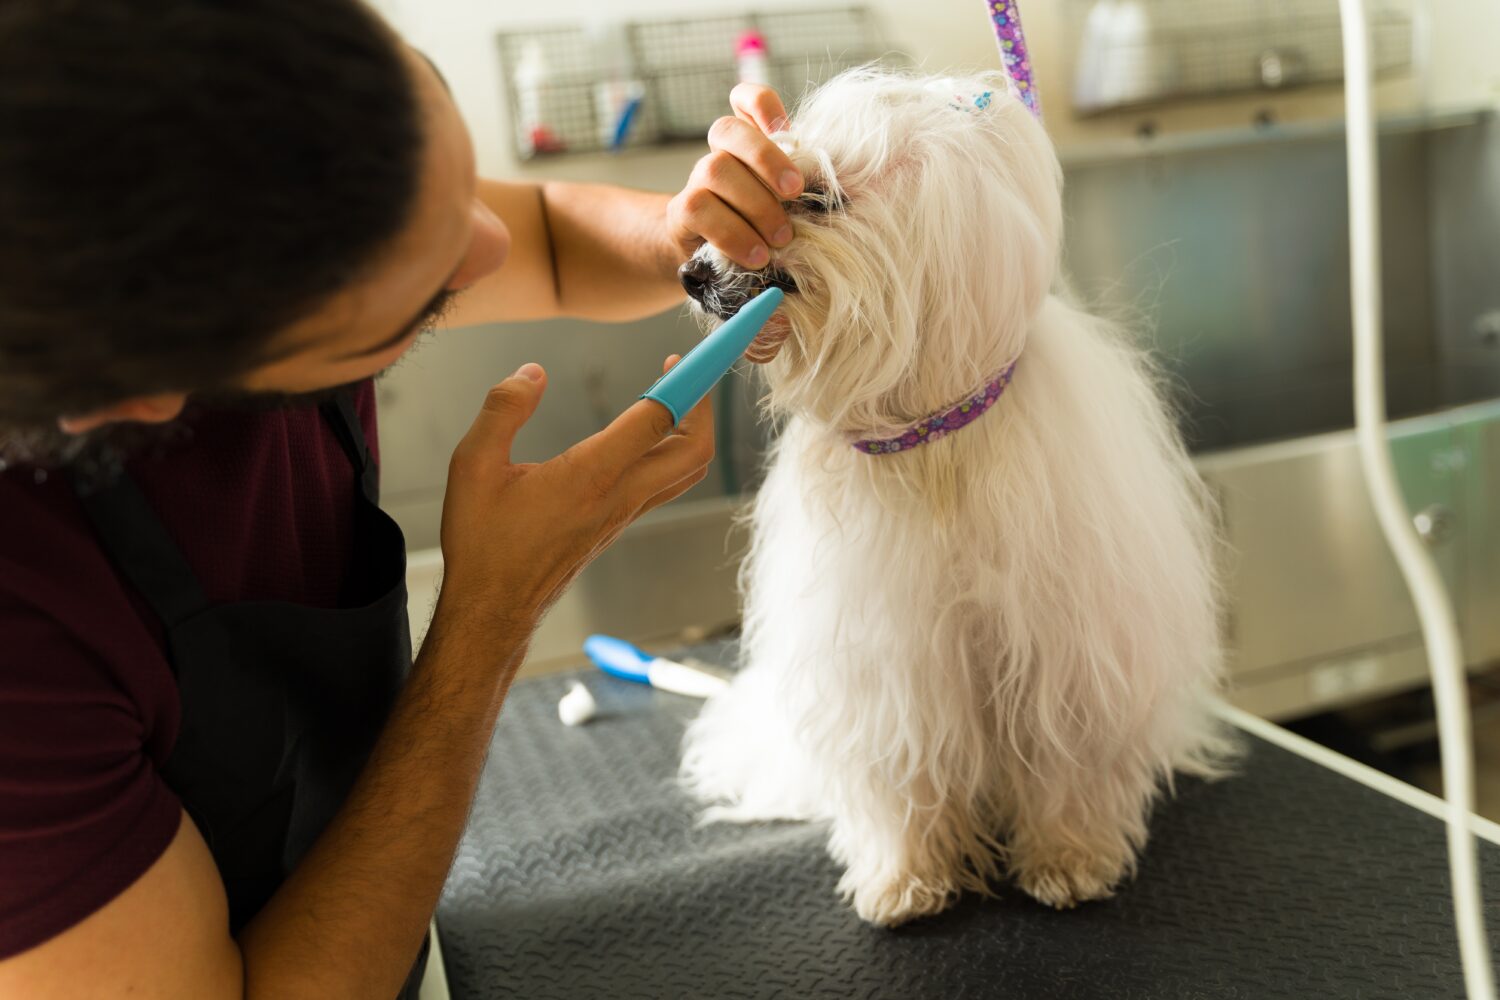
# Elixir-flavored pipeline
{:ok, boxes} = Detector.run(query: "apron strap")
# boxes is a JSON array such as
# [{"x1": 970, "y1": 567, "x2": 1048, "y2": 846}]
[
  {"x1": 71, "y1": 387, "x2": 376, "y2": 632},
  {"x1": 319, "y1": 390, "x2": 379, "y2": 506},
  {"x1": 71, "y1": 470, "x2": 210, "y2": 630}
]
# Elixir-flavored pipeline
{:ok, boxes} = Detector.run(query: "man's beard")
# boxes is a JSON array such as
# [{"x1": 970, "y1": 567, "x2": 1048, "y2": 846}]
[
  {"x1": 0, "y1": 323, "x2": 434, "y2": 482},
  {"x1": 0, "y1": 381, "x2": 362, "y2": 485}
]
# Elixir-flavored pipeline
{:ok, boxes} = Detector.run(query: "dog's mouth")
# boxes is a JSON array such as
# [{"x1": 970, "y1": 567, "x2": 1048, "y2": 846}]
[
  {"x1": 678, "y1": 257, "x2": 798, "y2": 362},
  {"x1": 678, "y1": 258, "x2": 798, "y2": 320}
]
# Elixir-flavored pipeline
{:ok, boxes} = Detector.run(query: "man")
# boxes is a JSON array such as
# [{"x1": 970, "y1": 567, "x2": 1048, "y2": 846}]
[{"x1": 0, "y1": 2, "x2": 803, "y2": 996}]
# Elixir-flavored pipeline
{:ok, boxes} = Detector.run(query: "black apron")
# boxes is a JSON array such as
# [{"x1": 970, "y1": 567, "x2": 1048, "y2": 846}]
[{"x1": 71, "y1": 391, "x2": 428, "y2": 999}]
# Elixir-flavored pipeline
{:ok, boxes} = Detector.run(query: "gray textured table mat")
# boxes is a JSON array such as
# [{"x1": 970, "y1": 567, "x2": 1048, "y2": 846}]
[{"x1": 437, "y1": 643, "x2": 1500, "y2": 999}]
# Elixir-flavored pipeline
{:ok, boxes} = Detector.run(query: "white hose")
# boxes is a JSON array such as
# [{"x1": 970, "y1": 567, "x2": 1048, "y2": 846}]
[{"x1": 1336, "y1": 1, "x2": 1496, "y2": 994}]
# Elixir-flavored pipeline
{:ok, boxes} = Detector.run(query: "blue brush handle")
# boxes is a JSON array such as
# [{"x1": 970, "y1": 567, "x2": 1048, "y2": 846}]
[
  {"x1": 584, "y1": 633, "x2": 653, "y2": 684},
  {"x1": 641, "y1": 286, "x2": 784, "y2": 424}
]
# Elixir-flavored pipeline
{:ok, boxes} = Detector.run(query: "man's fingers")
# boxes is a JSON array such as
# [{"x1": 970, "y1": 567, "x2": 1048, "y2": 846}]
[
  {"x1": 615, "y1": 386, "x2": 714, "y2": 507},
  {"x1": 594, "y1": 462, "x2": 712, "y2": 566},
  {"x1": 562, "y1": 353, "x2": 715, "y2": 521},
  {"x1": 640, "y1": 464, "x2": 711, "y2": 515},
  {"x1": 452, "y1": 364, "x2": 547, "y2": 469},
  {"x1": 678, "y1": 185, "x2": 774, "y2": 269},
  {"x1": 709, "y1": 113, "x2": 802, "y2": 200},
  {"x1": 662, "y1": 85, "x2": 798, "y2": 263},
  {"x1": 699, "y1": 144, "x2": 794, "y2": 252},
  {"x1": 730, "y1": 82, "x2": 791, "y2": 136},
  {"x1": 567, "y1": 384, "x2": 682, "y2": 481}
]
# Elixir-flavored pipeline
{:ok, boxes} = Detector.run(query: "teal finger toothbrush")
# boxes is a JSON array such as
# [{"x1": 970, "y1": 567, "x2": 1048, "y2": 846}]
[{"x1": 640, "y1": 286, "x2": 784, "y2": 423}]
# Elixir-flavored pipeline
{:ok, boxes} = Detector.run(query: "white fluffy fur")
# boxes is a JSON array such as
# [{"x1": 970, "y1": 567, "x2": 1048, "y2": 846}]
[{"x1": 679, "y1": 69, "x2": 1234, "y2": 927}]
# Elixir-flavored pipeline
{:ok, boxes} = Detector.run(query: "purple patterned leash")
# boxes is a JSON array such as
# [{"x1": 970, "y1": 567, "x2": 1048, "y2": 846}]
[
  {"x1": 988, "y1": 1, "x2": 1041, "y2": 120},
  {"x1": 850, "y1": 362, "x2": 1018, "y2": 455}
]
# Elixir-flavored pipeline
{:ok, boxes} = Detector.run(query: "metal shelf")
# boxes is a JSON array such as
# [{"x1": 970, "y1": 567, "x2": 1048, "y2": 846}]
[
  {"x1": 498, "y1": 7, "x2": 898, "y2": 160},
  {"x1": 1067, "y1": 0, "x2": 1414, "y2": 117},
  {"x1": 1057, "y1": 105, "x2": 1491, "y2": 168}
]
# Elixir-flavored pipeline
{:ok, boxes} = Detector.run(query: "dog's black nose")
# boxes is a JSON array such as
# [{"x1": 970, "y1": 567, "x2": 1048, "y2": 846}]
[{"x1": 679, "y1": 258, "x2": 717, "y2": 301}]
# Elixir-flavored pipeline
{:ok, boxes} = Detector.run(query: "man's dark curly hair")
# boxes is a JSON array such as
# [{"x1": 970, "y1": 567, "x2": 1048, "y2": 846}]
[{"x1": 0, "y1": 0, "x2": 423, "y2": 443}]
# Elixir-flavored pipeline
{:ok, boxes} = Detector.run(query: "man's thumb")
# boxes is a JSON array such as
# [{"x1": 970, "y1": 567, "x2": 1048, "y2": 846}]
[{"x1": 459, "y1": 363, "x2": 547, "y2": 463}]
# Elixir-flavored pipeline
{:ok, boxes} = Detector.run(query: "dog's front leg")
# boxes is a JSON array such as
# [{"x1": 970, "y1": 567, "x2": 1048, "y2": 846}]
[
  {"x1": 1003, "y1": 753, "x2": 1155, "y2": 909},
  {"x1": 827, "y1": 772, "x2": 980, "y2": 927}
]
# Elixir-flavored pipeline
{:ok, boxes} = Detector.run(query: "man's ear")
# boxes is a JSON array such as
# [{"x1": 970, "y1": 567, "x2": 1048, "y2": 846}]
[{"x1": 58, "y1": 393, "x2": 189, "y2": 434}]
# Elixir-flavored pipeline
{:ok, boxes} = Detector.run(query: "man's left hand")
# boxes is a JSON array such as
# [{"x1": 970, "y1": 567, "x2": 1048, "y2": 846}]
[{"x1": 666, "y1": 84, "x2": 805, "y2": 271}]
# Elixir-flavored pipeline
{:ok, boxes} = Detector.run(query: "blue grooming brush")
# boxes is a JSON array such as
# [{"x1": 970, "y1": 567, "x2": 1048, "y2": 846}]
[
  {"x1": 583, "y1": 633, "x2": 653, "y2": 684},
  {"x1": 641, "y1": 286, "x2": 784, "y2": 424},
  {"x1": 583, "y1": 634, "x2": 730, "y2": 698}
]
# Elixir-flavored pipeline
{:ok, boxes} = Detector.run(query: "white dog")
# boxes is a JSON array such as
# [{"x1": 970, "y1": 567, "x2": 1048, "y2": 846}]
[{"x1": 678, "y1": 69, "x2": 1233, "y2": 927}]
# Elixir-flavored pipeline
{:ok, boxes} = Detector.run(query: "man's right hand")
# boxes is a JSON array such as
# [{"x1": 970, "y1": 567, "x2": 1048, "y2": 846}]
[{"x1": 436, "y1": 356, "x2": 714, "y2": 638}]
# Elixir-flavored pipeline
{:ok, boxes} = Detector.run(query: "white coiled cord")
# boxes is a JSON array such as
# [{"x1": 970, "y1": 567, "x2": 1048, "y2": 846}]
[{"x1": 1337, "y1": 0, "x2": 1496, "y2": 994}]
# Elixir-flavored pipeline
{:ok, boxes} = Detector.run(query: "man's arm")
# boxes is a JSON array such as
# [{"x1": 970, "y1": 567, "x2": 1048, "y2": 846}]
[
  {"x1": 444, "y1": 85, "x2": 805, "y2": 329},
  {"x1": 442, "y1": 179, "x2": 684, "y2": 327},
  {"x1": 0, "y1": 602, "x2": 530, "y2": 1000},
  {"x1": 0, "y1": 362, "x2": 713, "y2": 999}
]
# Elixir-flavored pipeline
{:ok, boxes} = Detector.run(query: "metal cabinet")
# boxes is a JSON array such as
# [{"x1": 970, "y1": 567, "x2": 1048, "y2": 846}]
[{"x1": 1199, "y1": 400, "x2": 1499, "y2": 720}]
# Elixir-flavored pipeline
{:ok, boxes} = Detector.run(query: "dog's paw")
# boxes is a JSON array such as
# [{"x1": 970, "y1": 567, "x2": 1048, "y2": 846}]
[
  {"x1": 1012, "y1": 854, "x2": 1123, "y2": 910},
  {"x1": 839, "y1": 869, "x2": 958, "y2": 927}
]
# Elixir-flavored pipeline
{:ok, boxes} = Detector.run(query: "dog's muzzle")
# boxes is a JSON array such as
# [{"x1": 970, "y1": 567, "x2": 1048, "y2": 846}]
[
  {"x1": 678, "y1": 257, "x2": 717, "y2": 303},
  {"x1": 678, "y1": 258, "x2": 798, "y2": 319}
]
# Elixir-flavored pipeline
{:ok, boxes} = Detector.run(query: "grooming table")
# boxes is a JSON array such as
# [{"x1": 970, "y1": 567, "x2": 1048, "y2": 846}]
[{"x1": 434, "y1": 642, "x2": 1500, "y2": 999}]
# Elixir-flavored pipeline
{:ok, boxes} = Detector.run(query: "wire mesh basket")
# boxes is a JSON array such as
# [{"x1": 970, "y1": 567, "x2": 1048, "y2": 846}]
[
  {"x1": 1067, "y1": 0, "x2": 1414, "y2": 115},
  {"x1": 497, "y1": 28, "x2": 654, "y2": 158},
  {"x1": 498, "y1": 6, "x2": 896, "y2": 159}
]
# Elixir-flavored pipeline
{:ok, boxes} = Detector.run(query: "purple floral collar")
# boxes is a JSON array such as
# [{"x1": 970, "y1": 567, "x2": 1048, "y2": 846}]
[{"x1": 850, "y1": 361, "x2": 1018, "y2": 455}]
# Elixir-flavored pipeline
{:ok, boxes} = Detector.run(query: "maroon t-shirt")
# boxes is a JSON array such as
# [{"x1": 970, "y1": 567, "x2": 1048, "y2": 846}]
[{"x1": 0, "y1": 381, "x2": 377, "y2": 958}]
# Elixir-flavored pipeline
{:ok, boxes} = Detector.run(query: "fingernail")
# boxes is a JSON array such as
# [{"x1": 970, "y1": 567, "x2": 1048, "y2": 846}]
[
  {"x1": 772, "y1": 225, "x2": 793, "y2": 247},
  {"x1": 779, "y1": 170, "x2": 802, "y2": 197},
  {"x1": 747, "y1": 245, "x2": 769, "y2": 267},
  {"x1": 514, "y1": 363, "x2": 543, "y2": 382}
]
